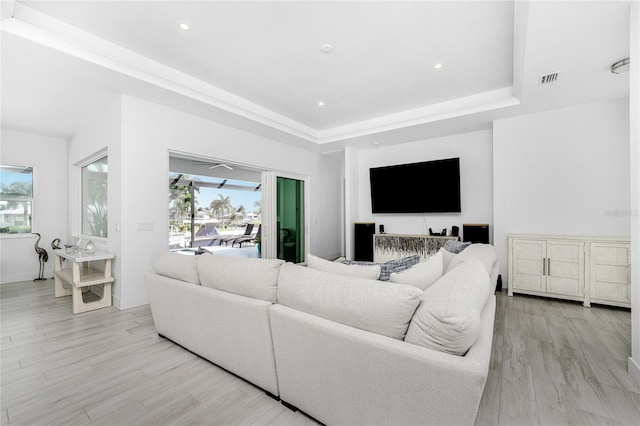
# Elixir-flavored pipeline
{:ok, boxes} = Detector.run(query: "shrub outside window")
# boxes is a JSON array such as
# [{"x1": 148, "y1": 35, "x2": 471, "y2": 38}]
[
  {"x1": 0, "y1": 164, "x2": 34, "y2": 235},
  {"x1": 82, "y1": 156, "x2": 108, "y2": 238}
]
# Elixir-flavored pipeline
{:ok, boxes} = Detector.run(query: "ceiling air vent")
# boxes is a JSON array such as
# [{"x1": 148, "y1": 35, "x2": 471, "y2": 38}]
[{"x1": 540, "y1": 72, "x2": 560, "y2": 85}]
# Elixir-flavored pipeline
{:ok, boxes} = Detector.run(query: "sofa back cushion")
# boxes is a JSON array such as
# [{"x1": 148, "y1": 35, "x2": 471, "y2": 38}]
[
  {"x1": 446, "y1": 243, "x2": 496, "y2": 276},
  {"x1": 389, "y1": 251, "x2": 443, "y2": 290},
  {"x1": 277, "y1": 263, "x2": 422, "y2": 340},
  {"x1": 439, "y1": 247, "x2": 457, "y2": 271},
  {"x1": 198, "y1": 256, "x2": 285, "y2": 303},
  {"x1": 404, "y1": 260, "x2": 491, "y2": 355},
  {"x1": 150, "y1": 253, "x2": 200, "y2": 285},
  {"x1": 307, "y1": 253, "x2": 381, "y2": 280}
]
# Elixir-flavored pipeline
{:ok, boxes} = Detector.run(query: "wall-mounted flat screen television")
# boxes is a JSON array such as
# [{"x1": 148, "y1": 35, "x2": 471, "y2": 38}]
[{"x1": 369, "y1": 157, "x2": 461, "y2": 213}]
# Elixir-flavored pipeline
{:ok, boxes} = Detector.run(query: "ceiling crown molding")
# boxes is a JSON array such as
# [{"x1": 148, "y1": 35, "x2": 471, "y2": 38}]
[
  {"x1": 317, "y1": 87, "x2": 519, "y2": 144},
  {"x1": 3, "y1": 3, "x2": 519, "y2": 145}
]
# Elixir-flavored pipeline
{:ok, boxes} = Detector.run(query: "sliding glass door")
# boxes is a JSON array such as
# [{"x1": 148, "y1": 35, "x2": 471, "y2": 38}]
[{"x1": 276, "y1": 177, "x2": 305, "y2": 263}]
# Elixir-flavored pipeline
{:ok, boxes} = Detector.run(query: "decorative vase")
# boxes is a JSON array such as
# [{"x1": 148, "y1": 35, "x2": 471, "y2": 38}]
[{"x1": 83, "y1": 240, "x2": 96, "y2": 254}]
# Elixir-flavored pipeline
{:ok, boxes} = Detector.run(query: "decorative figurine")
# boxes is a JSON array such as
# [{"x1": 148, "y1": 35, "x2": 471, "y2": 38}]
[
  {"x1": 51, "y1": 238, "x2": 61, "y2": 250},
  {"x1": 32, "y1": 233, "x2": 48, "y2": 281}
]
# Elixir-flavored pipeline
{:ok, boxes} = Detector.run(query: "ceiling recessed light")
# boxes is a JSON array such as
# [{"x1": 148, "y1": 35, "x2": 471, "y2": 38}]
[
  {"x1": 317, "y1": 101, "x2": 325, "y2": 107},
  {"x1": 434, "y1": 63, "x2": 443, "y2": 69},
  {"x1": 179, "y1": 22, "x2": 190, "y2": 31},
  {"x1": 321, "y1": 44, "x2": 333, "y2": 54}
]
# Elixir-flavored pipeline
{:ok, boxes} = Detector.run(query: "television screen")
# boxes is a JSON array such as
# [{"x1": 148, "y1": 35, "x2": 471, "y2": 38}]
[{"x1": 369, "y1": 158, "x2": 461, "y2": 213}]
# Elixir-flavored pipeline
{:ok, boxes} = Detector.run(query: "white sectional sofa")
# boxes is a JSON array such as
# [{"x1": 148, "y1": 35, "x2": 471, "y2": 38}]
[{"x1": 145, "y1": 244, "x2": 498, "y2": 426}]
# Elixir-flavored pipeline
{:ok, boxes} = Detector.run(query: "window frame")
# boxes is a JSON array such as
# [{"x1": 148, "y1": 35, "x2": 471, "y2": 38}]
[
  {"x1": 79, "y1": 151, "x2": 109, "y2": 240},
  {"x1": 0, "y1": 163, "x2": 35, "y2": 239}
]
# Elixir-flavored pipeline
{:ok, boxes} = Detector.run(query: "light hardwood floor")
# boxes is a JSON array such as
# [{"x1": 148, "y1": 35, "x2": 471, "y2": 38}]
[{"x1": 1, "y1": 280, "x2": 639, "y2": 425}]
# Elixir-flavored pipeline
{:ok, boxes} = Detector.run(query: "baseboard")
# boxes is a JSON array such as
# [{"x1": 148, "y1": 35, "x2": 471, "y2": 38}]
[
  {"x1": 281, "y1": 400, "x2": 298, "y2": 412},
  {"x1": 117, "y1": 293, "x2": 149, "y2": 310},
  {"x1": 1, "y1": 273, "x2": 54, "y2": 284},
  {"x1": 112, "y1": 294, "x2": 122, "y2": 309},
  {"x1": 629, "y1": 357, "x2": 640, "y2": 387}
]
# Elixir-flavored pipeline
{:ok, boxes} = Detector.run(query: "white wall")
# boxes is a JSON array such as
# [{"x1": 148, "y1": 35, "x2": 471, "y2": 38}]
[
  {"x1": 346, "y1": 129, "x2": 494, "y2": 258},
  {"x1": 116, "y1": 95, "x2": 342, "y2": 309},
  {"x1": 493, "y1": 98, "x2": 630, "y2": 285},
  {"x1": 67, "y1": 96, "x2": 123, "y2": 303},
  {"x1": 0, "y1": 129, "x2": 67, "y2": 283},
  {"x1": 628, "y1": 0, "x2": 640, "y2": 386}
]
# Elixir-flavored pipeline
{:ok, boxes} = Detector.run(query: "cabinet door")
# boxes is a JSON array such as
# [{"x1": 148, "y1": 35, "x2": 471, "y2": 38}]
[
  {"x1": 546, "y1": 240, "x2": 584, "y2": 296},
  {"x1": 589, "y1": 242, "x2": 630, "y2": 304},
  {"x1": 512, "y1": 239, "x2": 547, "y2": 292}
]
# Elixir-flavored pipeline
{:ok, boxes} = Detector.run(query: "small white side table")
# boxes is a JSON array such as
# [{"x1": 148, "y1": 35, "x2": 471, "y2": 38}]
[{"x1": 53, "y1": 249, "x2": 114, "y2": 314}]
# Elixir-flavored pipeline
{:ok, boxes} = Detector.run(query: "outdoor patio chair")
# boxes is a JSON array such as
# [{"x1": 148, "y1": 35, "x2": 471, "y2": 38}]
[
  {"x1": 192, "y1": 223, "x2": 229, "y2": 246},
  {"x1": 232, "y1": 224, "x2": 261, "y2": 248},
  {"x1": 221, "y1": 223, "x2": 254, "y2": 246}
]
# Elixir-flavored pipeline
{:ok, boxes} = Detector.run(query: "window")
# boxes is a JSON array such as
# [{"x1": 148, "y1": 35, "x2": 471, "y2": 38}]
[
  {"x1": 82, "y1": 156, "x2": 108, "y2": 237},
  {"x1": 0, "y1": 164, "x2": 33, "y2": 235}
]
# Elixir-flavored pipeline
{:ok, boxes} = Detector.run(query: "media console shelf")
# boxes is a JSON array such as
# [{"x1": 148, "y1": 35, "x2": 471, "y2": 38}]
[
  {"x1": 53, "y1": 249, "x2": 114, "y2": 314},
  {"x1": 373, "y1": 233, "x2": 458, "y2": 262}
]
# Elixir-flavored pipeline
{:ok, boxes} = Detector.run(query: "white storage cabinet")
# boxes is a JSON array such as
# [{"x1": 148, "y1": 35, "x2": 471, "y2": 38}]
[{"x1": 508, "y1": 234, "x2": 630, "y2": 308}]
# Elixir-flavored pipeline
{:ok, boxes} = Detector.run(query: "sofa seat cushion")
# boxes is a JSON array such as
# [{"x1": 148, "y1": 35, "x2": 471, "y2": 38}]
[
  {"x1": 341, "y1": 255, "x2": 421, "y2": 281},
  {"x1": 198, "y1": 256, "x2": 285, "y2": 303},
  {"x1": 150, "y1": 253, "x2": 200, "y2": 285},
  {"x1": 404, "y1": 260, "x2": 491, "y2": 355},
  {"x1": 389, "y1": 251, "x2": 443, "y2": 290},
  {"x1": 277, "y1": 263, "x2": 422, "y2": 340},
  {"x1": 307, "y1": 253, "x2": 381, "y2": 280},
  {"x1": 446, "y1": 243, "x2": 497, "y2": 276}
]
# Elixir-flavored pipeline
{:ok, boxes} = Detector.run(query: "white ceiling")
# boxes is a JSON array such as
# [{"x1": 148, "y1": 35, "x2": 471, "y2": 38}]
[{"x1": 0, "y1": 1, "x2": 631, "y2": 152}]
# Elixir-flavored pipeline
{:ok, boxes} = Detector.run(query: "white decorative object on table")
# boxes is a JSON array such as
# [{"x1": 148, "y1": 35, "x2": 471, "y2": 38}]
[{"x1": 83, "y1": 240, "x2": 96, "y2": 254}]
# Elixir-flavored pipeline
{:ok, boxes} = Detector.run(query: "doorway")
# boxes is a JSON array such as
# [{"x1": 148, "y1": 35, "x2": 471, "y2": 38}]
[
  {"x1": 168, "y1": 154, "x2": 262, "y2": 258},
  {"x1": 276, "y1": 176, "x2": 305, "y2": 263}
]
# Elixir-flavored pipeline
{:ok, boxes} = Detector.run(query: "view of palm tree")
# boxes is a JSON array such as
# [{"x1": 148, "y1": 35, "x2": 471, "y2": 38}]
[{"x1": 168, "y1": 172, "x2": 261, "y2": 251}]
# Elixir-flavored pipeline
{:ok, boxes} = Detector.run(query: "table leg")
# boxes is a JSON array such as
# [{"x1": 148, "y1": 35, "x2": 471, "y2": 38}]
[{"x1": 54, "y1": 254, "x2": 72, "y2": 297}]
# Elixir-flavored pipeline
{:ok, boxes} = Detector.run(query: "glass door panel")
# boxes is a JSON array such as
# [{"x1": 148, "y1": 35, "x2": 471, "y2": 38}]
[{"x1": 276, "y1": 177, "x2": 305, "y2": 263}]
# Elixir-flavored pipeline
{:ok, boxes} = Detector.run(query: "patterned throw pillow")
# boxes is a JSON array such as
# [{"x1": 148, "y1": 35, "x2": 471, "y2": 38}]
[
  {"x1": 443, "y1": 240, "x2": 472, "y2": 254},
  {"x1": 343, "y1": 255, "x2": 421, "y2": 281}
]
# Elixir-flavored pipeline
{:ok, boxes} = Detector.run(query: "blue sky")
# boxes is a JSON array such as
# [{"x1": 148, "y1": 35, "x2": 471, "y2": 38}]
[
  {"x1": 0, "y1": 169, "x2": 33, "y2": 195},
  {"x1": 197, "y1": 186, "x2": 261, "y2": 213},
  {"x1": 169, "y1": 174, "x2": 261, "y2": 213}
]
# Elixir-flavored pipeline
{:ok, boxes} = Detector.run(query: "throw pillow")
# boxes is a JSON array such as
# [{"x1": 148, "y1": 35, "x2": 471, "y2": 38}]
[
  {"x1": 307, "y1": 253, "x2": 381, "y2": 280},
  {"x1": 443, "y1": 240, "x2": 472, "y2": 254},
  {"x1": 389, "y1": 251, "x2": 443, "y2": 290},
  {"x1": 342, "y1": 255, "x2": 420, "y2": 281}
]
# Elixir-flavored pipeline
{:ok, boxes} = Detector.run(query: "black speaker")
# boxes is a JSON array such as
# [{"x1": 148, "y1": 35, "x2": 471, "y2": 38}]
[
  {"x1": 354, "y1": 222, "x2": 375, "y2": 261},
  {"x1": 463, "y1": 224, "x2": 490, "y2": 244},
  {"x1": 379, "y1": 224, "x2": 385, "y2": 234},
  {"x1": 451, "y1": 226, "x2": 459, "y2": 237}
]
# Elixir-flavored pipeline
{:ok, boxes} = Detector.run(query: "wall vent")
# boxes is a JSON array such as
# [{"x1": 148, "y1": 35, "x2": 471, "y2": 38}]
[{"x1": 540, "y1": 72, "x2": 560, "y2": 85}]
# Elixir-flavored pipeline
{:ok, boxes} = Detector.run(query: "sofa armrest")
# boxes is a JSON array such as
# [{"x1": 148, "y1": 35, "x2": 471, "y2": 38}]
[{"x1": 270, "y1": 295, "x2": 496, "y2": 426}]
